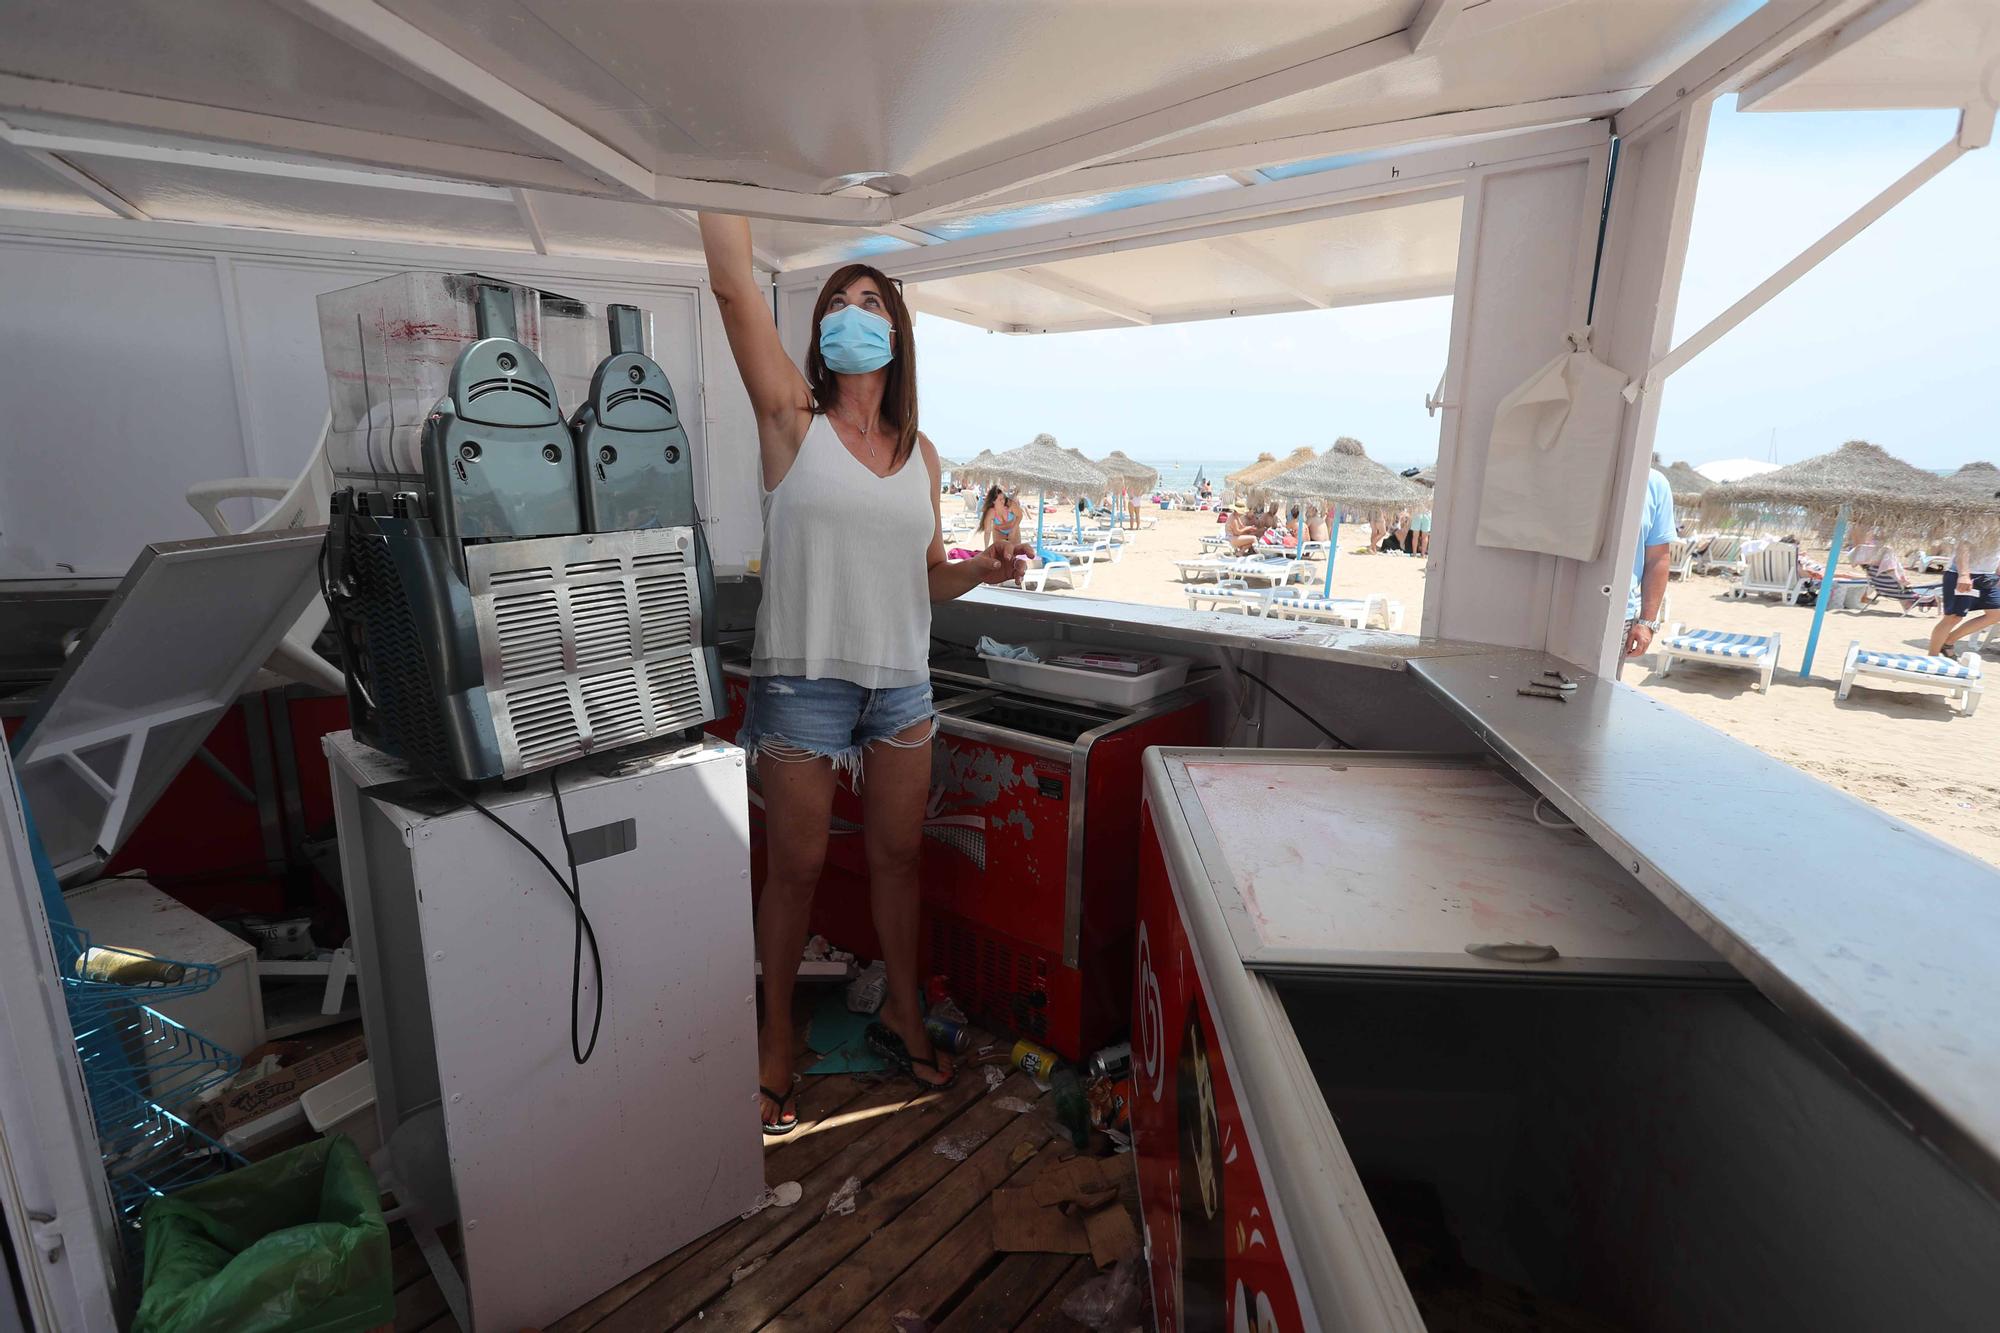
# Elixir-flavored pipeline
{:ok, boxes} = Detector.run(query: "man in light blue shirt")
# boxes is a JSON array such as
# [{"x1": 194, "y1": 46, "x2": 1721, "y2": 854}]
[{"x1": 1624, "y1": 468, "x2": 1675, "y2": 658}]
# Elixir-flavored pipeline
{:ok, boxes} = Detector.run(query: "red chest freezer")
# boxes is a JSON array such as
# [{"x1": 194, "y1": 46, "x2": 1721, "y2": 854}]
[
  {"x1": 710, "y1": 660, "x2": 1210, "y2": 1059},
  {"x1": 1131, "y1": 749, "x2": 2000, "y2": 1333}
]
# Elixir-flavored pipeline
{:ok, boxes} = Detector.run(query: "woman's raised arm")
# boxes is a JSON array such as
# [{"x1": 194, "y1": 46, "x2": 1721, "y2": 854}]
[{"x1": 699, "y1": 213, "x2": 811, "y2": 462}]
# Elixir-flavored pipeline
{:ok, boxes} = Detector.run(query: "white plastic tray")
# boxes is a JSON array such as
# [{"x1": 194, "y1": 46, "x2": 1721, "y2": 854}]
[{"x1": 977, "y1": 639, "x2": 1191, "y2": 707}]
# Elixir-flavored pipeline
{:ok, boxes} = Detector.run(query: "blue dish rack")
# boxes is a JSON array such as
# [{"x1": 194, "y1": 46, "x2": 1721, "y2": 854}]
[{"x1": 47, "y1": 918, "x2": 246, "y2": 1226}]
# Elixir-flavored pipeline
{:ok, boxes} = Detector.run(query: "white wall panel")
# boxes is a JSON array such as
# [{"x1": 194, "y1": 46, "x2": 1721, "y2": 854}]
[
  {"x1": 0, "y1": 217, "x2": 759, "y2": 578},
  {"x1": 1424, "y1": 150, "x2": 1607, "y2": 653},
  {"x1": 0, "y1": 242, "x2": 245, "y2": 576}
]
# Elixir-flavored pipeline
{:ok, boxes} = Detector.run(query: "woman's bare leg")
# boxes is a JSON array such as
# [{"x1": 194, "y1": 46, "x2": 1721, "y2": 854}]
[
  {"x1": 861, "y1": 722, "x2": 952, "y2": 1086},
  {"x1": 755, "y1": 749, "x2": 838, "y2": 1123}
]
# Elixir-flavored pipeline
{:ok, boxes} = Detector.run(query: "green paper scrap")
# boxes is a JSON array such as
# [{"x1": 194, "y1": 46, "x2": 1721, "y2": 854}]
[{"x1": 805, "y1": 993, "x2": 888, "y2": 1074}]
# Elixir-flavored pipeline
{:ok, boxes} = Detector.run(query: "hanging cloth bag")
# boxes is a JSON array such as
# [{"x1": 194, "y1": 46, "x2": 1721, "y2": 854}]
[{"x1": 1476, "y1": 340, "x2": 1630, "y2": 562}]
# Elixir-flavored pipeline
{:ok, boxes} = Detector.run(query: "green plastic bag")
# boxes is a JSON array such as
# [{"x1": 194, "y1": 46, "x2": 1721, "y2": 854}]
[{"x1": 134, "y1": 1137, "x2": 393, "y2": 1333}]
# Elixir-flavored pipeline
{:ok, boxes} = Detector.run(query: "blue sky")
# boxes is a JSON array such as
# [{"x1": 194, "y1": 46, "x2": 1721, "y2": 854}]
[{"x1": 915, "y1": 98, "x2": 1997, "y2": 473}]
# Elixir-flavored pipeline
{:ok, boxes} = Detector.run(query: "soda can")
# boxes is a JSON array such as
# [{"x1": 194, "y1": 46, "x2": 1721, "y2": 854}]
[
  {"x1": 1087, "y1": 1041, "x2": 1132, "y2": 1080},
  {"x1": 1011, "y1": 1037, "x2": 1061, "y2": 1079},
  {"x1": 924, "y1": 1016, "x2": 972, "y2": 1054}
]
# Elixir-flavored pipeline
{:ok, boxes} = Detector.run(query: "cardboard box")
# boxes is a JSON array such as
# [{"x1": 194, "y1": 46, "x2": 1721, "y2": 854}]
[{"x1": 210, "y1": 1035, "x2": 368, "y2": 1131}]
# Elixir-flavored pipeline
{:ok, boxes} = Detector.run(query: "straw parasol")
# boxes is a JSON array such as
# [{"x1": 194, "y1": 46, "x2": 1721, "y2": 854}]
[
  {"x1": 1700, "y1": 439, "x2": 1991, "y2": 541},
  {"x1": 972, "y1": 433, "x2": 1110, "y2": 549},
  {"x1": 1225, "y1": 452, "x2": 1277, "y2": 489},
  {"x1": 1096, "y1": 451, "x2": 1159, "y2": 492},
  {"x1": 1253, "y1": 437, "x2": 1425, "y2": 509},
  {"x1": 1254, "y1": 437, "x2": 1428, "y2": 597},
  {"x1": 1942, "y1": 461, "x2": 2000, "y2": 499},
  {"x1": 1660, "y1": 459, "x2": 1712, "y2": 498},
  {"x1": 1406, "y1": 465, "x2": 1437, "y2": 489}
]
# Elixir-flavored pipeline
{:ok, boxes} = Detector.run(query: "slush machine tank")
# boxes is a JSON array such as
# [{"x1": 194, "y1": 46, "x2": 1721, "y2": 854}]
[{"x1": 318, "y1": 275, "x2": 719, "y2": 782}]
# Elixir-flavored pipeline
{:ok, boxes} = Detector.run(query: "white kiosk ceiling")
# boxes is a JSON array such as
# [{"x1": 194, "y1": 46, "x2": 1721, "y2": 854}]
[{"x1": 0, "y1": 0, "x2": 1759, "y2": 309}]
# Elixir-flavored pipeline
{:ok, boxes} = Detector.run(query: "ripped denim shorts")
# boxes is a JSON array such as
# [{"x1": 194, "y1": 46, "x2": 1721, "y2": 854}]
[{"x1": 739, "y1": 674, "x2": 936, "y2": 781}]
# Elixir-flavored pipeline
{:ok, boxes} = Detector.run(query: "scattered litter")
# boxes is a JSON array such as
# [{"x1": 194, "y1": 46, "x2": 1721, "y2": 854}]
[
  {"x1": 737, "y1": 1180, "x2": 802, "y2": 1220},
  {"x1": 803, "y1": 936, "x2": 831, "y2": 961},
  {"x1": 1083, "y1": 1199, "x2": 1142, "y2": 1269},
  {"x1": 1032, "y1": 1156, "x2": 1123, "y2": 1210},
  {"x1": 823, "y1": 1175, "x2": 861, "y2": 1218},
  {"x1": 1087, "y1": 1042, "x2": 1132, "y2": 1079},
  {"x1": 729, "y1": 1256, "x2": 768, "y2": 1286},
  {"x1": 995, "y1": 1096, "x2": 1035, "y2": 1114},
  {"x1": 931, "y1": 1131, "x2": 988, "y2": 1162},
  {"x1": 1061, "y1": 1257, "x2": 1147, "y2": 1327},
  {"x1": 1010, "y1": 1037, "x2": 1061, "y2": 1079},
  {"x1": 983, "y1": 1066, "x2": 1006, "y2": 1092},
  {"x1": 846, "y1": 959, "x2": 888, "y2": 1014},
  {"x1": 806, "y1": 993, "x2": 888, "y2": 1075},
  {"x1": 1086, "y1": 1077, "x2": 1131, "y2": 1135},
  {"x1": 890, "y1": 1312, "x2": 932, "y2": 1333},
  {"x1": 1008, "y1": 1139, "x2": 1040, "y2": 1168}
]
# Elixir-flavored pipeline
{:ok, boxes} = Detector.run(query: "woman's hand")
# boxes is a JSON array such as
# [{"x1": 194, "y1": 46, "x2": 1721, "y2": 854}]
[{"x1": 971, "y1": 540, "x2": 1033, "y2": 585}]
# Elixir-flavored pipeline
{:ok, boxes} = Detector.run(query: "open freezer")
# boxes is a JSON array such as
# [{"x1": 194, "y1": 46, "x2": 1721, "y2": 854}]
[{"x1": 1132, "y1": 749, "x2": 2000, "y2": 1332}]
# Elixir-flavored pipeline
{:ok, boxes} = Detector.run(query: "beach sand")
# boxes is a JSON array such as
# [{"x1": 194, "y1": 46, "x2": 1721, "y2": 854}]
[{"x1": 1025, "y1": 508, "x2": 1998, "y2": 867}]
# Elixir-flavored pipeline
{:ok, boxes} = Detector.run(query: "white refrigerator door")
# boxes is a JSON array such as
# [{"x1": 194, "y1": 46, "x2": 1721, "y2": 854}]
[{"x1": 0, "y1": 748, "x2": 122, "y2": 1330}]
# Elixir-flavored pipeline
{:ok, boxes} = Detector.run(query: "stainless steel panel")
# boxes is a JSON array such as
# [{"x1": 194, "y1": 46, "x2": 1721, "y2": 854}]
[
  {"x1": 1412, "y1": 646, "x2": 2000, "y2": 1201},
  {"x1": 466, "y1": 528, "x2": 714, "y2": 778},
  {"x1": 1153, "y1": 748, "x2": 1733, "y2": 982}
]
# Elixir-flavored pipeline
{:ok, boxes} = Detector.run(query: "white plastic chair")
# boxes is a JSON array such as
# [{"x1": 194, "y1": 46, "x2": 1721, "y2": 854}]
[
  {"x1": 184, "y1": 413, "x2": 343, "y2": 694},
  {"x1": 1730, "y1": 543, "x2": 1807, "y2": 604}
]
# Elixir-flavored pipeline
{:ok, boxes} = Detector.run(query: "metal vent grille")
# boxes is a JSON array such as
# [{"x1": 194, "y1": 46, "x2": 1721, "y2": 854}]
[{"x1": 467, "y1": 528, "x2": 715, "y2": 777}]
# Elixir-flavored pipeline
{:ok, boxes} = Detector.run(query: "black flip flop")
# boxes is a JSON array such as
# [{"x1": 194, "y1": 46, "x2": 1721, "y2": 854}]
[
  {"x1": 865, "y1": 1022, "x2": 957, "y2": 1091},
  {"x1": 758, "y1": 1084, "x2": 799, "y2": 1137}
]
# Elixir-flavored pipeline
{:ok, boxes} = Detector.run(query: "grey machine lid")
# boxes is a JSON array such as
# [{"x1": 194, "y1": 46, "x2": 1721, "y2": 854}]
[
  {"x1": 13, "y1": 531, "x2": 325, "y2": 883},
  {"x1": 1152, "y1": 749, "x2": 1735, "y2": 982}
]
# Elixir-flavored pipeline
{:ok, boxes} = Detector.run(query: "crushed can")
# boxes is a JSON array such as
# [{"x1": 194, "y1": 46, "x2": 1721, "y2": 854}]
[{"x1": 1011, "y1": 1038, "x2": 1061, "y2": 1079}]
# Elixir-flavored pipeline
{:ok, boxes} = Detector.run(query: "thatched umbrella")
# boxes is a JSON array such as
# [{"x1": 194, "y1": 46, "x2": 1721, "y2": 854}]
[
  {"x1": 1701, "y1": 440, "x2": 1996, "y2": 677},
  {"x1": 1255, "y1": 437, "x2": 1429, "y2": 596},
  {"x1": 1660, "y1": 459, "x2": 1712, "y2": 498},
  {"x1": 972, "y1": 433, "x2": 1109, "y2": 550},
  {"x1": 1943, "y1": 461, "x2": 2000, "y2": 499},
  {"x1": 1699, "y1": 439, "x2": 1976, "y2": 539},
  {"x1": 1096, "y1": 451, "x2": 1159, "y2": 492},
  {"x1": 1406, "y1": 465, "x2": 1437, "y2": 489},
  {"x1": 1225, "y1": 452, "x2": 1278, "y2": 490}
]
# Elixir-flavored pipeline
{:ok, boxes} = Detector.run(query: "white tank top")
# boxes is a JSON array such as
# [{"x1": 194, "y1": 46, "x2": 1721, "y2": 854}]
[{"x1": 754, "y1": 414, "x2": 935, "y2": 688}]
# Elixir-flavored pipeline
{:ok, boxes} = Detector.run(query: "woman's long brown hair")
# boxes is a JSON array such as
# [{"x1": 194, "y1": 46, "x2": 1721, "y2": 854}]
[{"x1": 805, "y1": 263, "x2": 919, "y2": 468}]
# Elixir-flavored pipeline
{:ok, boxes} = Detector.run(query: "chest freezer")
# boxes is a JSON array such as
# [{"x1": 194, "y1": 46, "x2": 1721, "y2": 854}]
[{"x1": 1132, "y1": 749, "x2": 2000, "y2": 1333}]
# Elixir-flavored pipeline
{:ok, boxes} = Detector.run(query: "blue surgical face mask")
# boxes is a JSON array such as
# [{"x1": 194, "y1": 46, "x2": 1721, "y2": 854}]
[{"x1": 818, "y1": 304, "x2": 895, "y2": 374}]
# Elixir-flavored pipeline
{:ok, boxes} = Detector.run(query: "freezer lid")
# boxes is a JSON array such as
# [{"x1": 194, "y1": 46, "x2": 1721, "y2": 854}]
[
  {"x1": 13, "y1": 531, "x2": 325, "y2": 883},
  {"x1": 1153, "y1": 749, "x2": 1733, "y2": 981}
]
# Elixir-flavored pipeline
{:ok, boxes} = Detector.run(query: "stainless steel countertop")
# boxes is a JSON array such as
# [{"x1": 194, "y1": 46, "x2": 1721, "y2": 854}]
[
  {"x1": 949, "y1": 587, "x2": 1494, "y2": 672},
  {"x1": 1413, "y1": 646, "x2": 2000, "y2": 1202}
]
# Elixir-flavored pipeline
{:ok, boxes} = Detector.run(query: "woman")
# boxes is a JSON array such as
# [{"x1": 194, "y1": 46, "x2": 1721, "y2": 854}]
[
  {"x1": 700, "y1": 213, "x2": 1028, "y2": 1134},
  {"x1": 977, "y1": 485, "x2": 1018, "y2": 547}
]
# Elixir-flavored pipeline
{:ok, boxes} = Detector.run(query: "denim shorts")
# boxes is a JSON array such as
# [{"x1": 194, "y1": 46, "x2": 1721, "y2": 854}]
[
  {"x1": 739, "y1": 675, "x2": 936, "y2": 780},
  {"x1": 1943, "y1": 571, "x2": 2000, "y2": 617}
]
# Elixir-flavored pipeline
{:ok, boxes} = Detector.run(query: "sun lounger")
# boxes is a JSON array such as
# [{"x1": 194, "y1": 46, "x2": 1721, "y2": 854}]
[
  {"x1": 1654, "y1": 624, "x2": 1780, "y2": 692},
  {"x1": 1173, "y1": 555, "x2": 1302, "y2": 585},
  {"x1": 1838, "y1": 643, "x2": 1982, "y2": 715},
  {"x1": 1668, "y1": 537, "x2": 1695, "y2": 580},
  {"x1": 1184, "y1": 580, "x2": 1275, "y2": 615},
  {"x1": 1694, "y1": 535, "x2": 1745, "y2": 577},
  {"x1": 1018, "y1": 556, "x2": 1086, "y2": 592},
  {"x1": 1865, "y1": 566, "x2": 1943, "y2": 614},
  {"x1": 1730, "y1": 543, "x2": 1808, "y2": 604},
  {"x1": 1268, "y1": 591, "x2": 1404, "y2": 631}
]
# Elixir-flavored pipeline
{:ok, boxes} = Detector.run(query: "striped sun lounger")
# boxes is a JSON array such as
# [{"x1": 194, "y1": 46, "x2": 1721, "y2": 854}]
[
  {"x1": 1654, "y1": 625, "x2": 1781, "y2": 693},
  {"x1": 1866, "y1": 567, "x2": 1943, "y2": 614},
  {"x1": 1839, "y1": 643, "x2": 1982, "y2": 715},
  {"x1": 1268, "y1": 591, "x2": 1404, "y2": 631},
  {"x1": 1183, "y1": 581, "x2": 1274, "y2": 614}
]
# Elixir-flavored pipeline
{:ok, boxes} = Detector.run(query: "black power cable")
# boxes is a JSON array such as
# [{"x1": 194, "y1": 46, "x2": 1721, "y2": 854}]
[
  {"x1": 1233, "y1": 664, "x2": 1353, "y2": 750},
  {"x1": 426, "y1": 766, "x2": 605, "y2": 1064}
]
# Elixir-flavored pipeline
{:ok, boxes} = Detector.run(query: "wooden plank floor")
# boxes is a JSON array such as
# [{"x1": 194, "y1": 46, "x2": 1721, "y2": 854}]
[{"x1": 391, "y1": 1054, "x2": 1131, "y2": 1332}]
